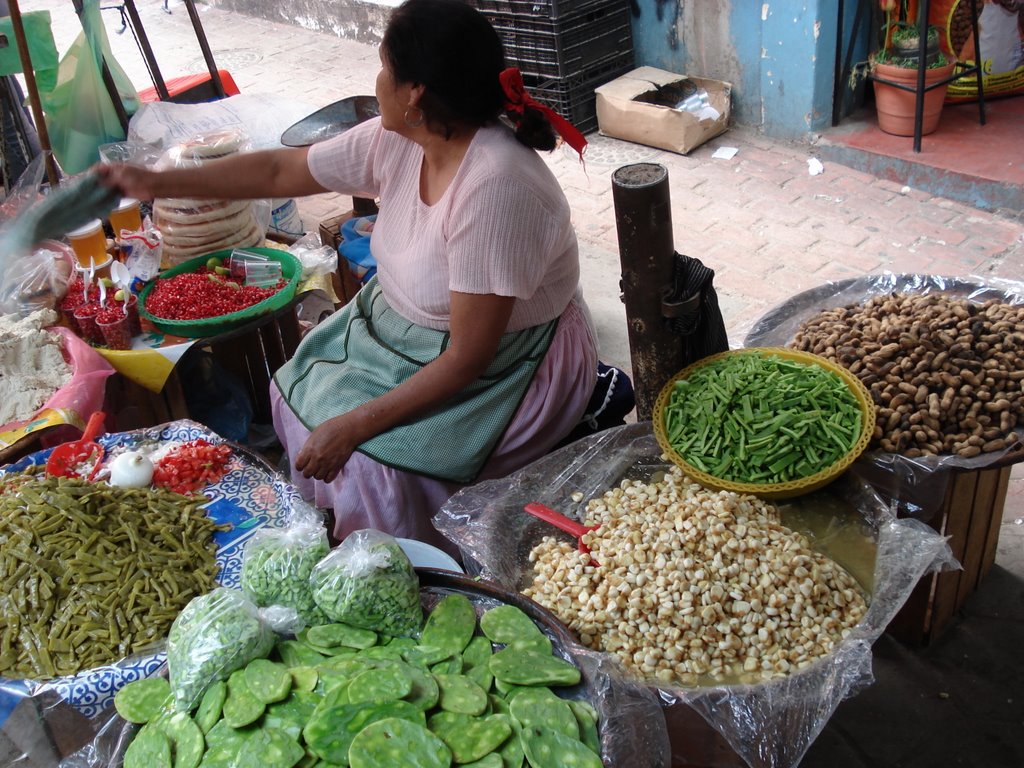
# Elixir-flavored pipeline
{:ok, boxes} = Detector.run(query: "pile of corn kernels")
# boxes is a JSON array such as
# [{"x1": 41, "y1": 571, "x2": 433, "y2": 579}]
[{"x1": 523, "y1": 466, "x2": 868, "y2": 685}]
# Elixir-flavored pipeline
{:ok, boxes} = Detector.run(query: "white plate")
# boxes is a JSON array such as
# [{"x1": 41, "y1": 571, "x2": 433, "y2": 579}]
[{"x1": 397, "y1": 538, "x2": 464, "y2": 573}]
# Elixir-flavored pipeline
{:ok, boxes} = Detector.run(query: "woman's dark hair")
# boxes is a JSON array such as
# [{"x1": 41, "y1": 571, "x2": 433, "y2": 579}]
[{"x1": 381, "y1": 0, "x2": 557, "y2": 150}]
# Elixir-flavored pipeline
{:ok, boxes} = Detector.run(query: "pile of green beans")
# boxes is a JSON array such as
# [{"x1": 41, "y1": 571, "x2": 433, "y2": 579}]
[
  {"x1": 0, "y1": 469, "x2": 229, "y2": 679},
  {"x1": 662, "y1": 352, "x2": 863, "y2": 484}
]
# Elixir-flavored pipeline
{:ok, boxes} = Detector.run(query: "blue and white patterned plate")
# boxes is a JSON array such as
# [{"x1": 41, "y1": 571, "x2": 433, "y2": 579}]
[{"x1": 0, "y1": 419, "x2": 310, "y2": 721}]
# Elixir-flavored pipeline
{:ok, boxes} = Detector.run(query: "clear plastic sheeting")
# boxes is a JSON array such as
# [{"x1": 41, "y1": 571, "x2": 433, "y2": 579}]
[
  {"x1": 743, "y1": 272, "x2": 1024, "y2": 519},
  {"x1": 0, "y1": 419, "x2": 314, "y2": 766},
  {"x1": 60, "y1": 571, "x2": 672, "y2": 768},
  {"x1": 434, "y1": 423, "x2": 956, "y2": 768}
]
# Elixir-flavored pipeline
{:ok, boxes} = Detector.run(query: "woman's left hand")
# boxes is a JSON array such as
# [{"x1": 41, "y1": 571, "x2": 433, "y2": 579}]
[{"x1": 294, "y1": 413, "x2": 363, "y2": 483}]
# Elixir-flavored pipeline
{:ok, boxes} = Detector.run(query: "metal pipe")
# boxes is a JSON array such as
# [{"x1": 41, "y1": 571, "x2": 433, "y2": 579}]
[
  {"x1": 182, "y1": 0, "x2": 225, "y2": 98},
  {"x1": 123, "y1": 0, "x2": 170, "y2": 101},
  {"x1": 612, "y1": 162, "x2": 683, "y2": 421}
]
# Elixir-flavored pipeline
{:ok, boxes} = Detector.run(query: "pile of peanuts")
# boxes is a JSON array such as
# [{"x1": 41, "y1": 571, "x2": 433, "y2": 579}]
[
  {"x1": 524, "y1": 466, "x2": 867, "y2": 686},
  {"x1": 790, "y1": 293, "x2": 1024, "y2": 457}
]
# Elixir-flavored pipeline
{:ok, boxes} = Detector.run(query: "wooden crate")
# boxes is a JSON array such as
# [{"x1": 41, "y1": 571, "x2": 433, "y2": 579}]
[{"x1": 858, "y1": 443, "x2": 1023, "y2": 646}]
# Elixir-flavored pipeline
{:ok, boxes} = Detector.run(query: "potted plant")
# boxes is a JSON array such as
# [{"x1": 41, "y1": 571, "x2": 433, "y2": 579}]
[{"x1": 869, "y1": 0, "x2": 956, "y2": 136}]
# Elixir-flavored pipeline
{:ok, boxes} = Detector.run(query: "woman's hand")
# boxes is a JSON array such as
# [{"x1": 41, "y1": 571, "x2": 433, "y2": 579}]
[
  {"x1": 294, "y1": 413, "x2": 365, "y2": 483},
  {"x1": 293, "y1": 292, "x2": 515, "y2": 485},
  {"x1": 93, "y1": 163, "x2": 160, "y2": 201}
]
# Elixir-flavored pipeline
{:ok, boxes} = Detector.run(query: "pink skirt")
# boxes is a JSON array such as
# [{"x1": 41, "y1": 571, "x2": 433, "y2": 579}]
[{"x1": 271, "y1": 298, "x2": 598, "y2": 556}]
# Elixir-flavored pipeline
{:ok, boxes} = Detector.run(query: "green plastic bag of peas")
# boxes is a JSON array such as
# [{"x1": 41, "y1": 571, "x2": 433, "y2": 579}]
[
  {"x1": 310, "y1": 529, "x2": 423, "y2": 638},
  {"x1": 167, "y1": 588, "x2": 291, "y2": 712},
  {"x1": 240, "y1": 506, "x2": 330, "y2": 627}
]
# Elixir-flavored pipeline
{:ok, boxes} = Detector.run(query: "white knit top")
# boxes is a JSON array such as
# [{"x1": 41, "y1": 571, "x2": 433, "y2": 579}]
[{"x1": 307, "y1": 117, "x2": 580, "y2": 332}]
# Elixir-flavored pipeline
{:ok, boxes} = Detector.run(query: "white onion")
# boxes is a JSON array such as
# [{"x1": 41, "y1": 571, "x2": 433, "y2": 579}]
[{"x1": 108, "y1": 451, "x2": 154, "y2": 488}]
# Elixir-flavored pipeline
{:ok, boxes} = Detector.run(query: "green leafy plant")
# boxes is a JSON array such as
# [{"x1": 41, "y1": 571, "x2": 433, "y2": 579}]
[{"x1": 847, "y1": 0, "x2": 949, "y2": 89}]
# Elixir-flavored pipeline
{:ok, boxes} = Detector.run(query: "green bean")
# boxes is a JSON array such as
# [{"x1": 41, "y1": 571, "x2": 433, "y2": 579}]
[
  {"x1": 0, "y1": 471, "x2": 230, "y2": 679},
  {"x1": 662, "y1": 352, "x2": 863, "y2": 485}
]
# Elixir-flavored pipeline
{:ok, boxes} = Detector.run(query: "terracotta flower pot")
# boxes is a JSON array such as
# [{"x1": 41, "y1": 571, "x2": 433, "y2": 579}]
[{"x1": 872, "y1": 59, "x2": 957, "y2": 137}]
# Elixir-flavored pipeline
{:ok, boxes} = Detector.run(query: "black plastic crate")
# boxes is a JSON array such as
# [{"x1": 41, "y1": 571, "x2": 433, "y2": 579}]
[
  {"x1": 487, "y1": 4, "x2": 633, "y2": 80},
  {"x1": 474, "y1": 0, "x2": 615, "y2": 21},
  {"x1": 522, "y1": 52, "x2": 634, "y2": 134}
]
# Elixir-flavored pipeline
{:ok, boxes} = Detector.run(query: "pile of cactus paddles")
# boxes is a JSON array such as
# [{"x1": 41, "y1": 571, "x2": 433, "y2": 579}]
[{"x1": 114, "y1": 592, "x2": 603, "y2": 768}]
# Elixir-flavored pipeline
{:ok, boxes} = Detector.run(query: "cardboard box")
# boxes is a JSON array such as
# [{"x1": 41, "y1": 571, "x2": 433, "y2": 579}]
[{"x1": 595, "y1": 66, "x2": 732, "y2": 155}]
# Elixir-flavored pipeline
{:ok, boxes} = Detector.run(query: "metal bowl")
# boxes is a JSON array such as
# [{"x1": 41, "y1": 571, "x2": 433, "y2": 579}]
[{"x1": 280, "y1": 95, "x2": 380, "y2": 147}]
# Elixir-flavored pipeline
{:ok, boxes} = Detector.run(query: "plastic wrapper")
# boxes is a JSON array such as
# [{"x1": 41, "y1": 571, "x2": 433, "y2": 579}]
[
  {"x1": 288, "y1": 231, "x2": 339, "y2": 281},
  {"x1": 433, "y1": 422, "x2": 956, "y2": 768},
  {"x1": 240, "y1": 503, "x2": 330, "y2": 626},
  {"x1": 166, "y1": 588, "x2": 300, "y2": 713},
  {"x1": 0, "y1": 157, "x2": 110, "y2": 318},
  {"x1": 152, "y1": 129, "x2": 270, "y2": 268},
  {"x1": 0, "y1": 419, "x2": 323, "y2": 766},
  {"x1": 743, "y1": 272, "x2": 1024, "y2": 519},
  {"x1": 120, "y1": 219, "x2": 163, "y2": 288},
  {"x1": 311, "y1": 529, "x2": 423, "y2": 637},
  {"x1": 0, "y1": 241, "x2": 75, "y2": 317}
]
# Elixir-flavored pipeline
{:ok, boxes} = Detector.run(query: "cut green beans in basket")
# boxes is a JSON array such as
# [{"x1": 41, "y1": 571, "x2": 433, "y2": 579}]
[{"x1": 662, "y1": 353, "x2": 862, "y2": 484}]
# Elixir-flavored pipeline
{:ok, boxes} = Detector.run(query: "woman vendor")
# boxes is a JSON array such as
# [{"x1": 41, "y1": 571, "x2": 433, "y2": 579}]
[{"x1": 97, "y1": 0, "x2": 598, "y2": 553}]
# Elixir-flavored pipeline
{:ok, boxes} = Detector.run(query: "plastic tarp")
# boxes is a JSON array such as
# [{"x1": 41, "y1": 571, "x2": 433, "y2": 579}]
[
  {"x1": 434, "y1": 422, "x2": 955, "y2": 768},
  {"x1": 744, "y1": 272, "x2": 1024, "y2": 520}
]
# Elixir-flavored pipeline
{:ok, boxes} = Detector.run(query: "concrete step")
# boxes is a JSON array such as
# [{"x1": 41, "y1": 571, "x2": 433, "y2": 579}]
[{"x1": 815, "y1": 98, "x2": 1024, "y2": 218}]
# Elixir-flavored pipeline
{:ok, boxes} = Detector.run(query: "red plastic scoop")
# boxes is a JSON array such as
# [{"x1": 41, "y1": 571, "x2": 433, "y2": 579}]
[
  {"x1": 524, "y1": 502, "x2": 599, "y2": 554},
  {"x1": 46, "y1": 412, "x2": 106, "y2": 480}
]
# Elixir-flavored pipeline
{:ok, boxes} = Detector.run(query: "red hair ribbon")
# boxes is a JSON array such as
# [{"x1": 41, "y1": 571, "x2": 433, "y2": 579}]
[{"x1": 500, "y1": 67, "x2": 587, "y2": 160}]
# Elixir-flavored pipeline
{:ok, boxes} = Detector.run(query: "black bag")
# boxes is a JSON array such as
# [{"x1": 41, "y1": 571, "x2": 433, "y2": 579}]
[{"x1": 662, "y1": 251, "x2": 729, "y2": 367}]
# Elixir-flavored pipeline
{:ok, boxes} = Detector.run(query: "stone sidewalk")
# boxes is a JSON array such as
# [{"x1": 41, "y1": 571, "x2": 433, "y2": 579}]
[{"x1": 35, "y1": 2, "x2": 1024, "y2": 766}]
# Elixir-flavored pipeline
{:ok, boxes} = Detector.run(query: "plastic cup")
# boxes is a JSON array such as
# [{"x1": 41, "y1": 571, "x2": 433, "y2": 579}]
[
  {"x1": 67, "y1": 219, "x2": 108, "y2": 269},
  {"x1": 122, "y1": 293, "x2": 142, "y2": 337},
  {"x1": 109, "y1": 198, "x2": 142, "y2": 237},
  {"x1": 97, "y1": 310, "x2": 132, "y2": 350},
  {"x1": 73, "y1": 305, "x2": 104, "y2": 344}
]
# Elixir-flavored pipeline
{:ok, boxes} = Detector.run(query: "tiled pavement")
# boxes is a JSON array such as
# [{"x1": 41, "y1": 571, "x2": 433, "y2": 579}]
[{"x1": 33, "y1": 2, "x2": 1024, "y2": 766}]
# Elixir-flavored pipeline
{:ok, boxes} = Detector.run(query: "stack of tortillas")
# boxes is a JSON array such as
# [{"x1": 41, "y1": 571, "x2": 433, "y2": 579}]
[{"x1": 154, "y1": 130, "x2": 263, "y2": 266}]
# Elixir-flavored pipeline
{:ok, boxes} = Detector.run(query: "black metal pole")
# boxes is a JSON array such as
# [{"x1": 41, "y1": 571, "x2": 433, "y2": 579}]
[
  {"x1": 182, "y1": 0, "x2": 226, "y2": 98},
  {"x1": 913, "y1": 0, "x2": 928, "y2": 152},
  {"x1": 612, "y1": 163, "x2": 683, "y2": 421},
  {"x1": 123, "y1": 0, "x2": 170, "y2": 101}
]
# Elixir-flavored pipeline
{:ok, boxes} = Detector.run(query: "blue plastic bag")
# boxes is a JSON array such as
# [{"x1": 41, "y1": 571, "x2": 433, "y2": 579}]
[{"x1": 339, "y1": 215, "x2": 376, "y2": 283}]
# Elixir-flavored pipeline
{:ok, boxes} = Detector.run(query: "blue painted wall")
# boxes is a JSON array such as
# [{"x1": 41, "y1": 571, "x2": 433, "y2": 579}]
[{"x1": 630, "y1": 1, "x2": 870, "y2": 138}]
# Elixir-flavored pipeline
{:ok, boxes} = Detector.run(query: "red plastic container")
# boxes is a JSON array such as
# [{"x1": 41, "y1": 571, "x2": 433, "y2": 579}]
[{"x1": 137, "y1": 70, "x2": 240, "y2": 104}]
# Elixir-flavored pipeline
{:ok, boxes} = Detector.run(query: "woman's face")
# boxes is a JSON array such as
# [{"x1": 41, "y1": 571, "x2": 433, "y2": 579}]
[{"x1": 375, "y1": 49, "x2": 413, "y2": 133}]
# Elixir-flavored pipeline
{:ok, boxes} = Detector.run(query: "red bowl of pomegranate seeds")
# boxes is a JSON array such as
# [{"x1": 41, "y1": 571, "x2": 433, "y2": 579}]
[{"x1": 138, "y1": 247, "x2": 302, "y2": 337}]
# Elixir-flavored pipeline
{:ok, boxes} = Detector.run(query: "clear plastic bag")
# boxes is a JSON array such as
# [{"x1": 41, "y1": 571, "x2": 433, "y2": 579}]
[
  {"x1": 310, "y1": 529, "x2": 423, "y2": 637},
  {"x1": 0, "y1": 242, "x2": 75, "y2": 316},
  {"x1": 239, "y1": 505, "x2": 331, "y2": 627},
  {"x1": 152, "y1": 128, "x2": 269, "y2": 268},
  {"x1": 288, "y1": 232, "x2": 338, "y2": 281},
  {"x1": 0, "y1": 156, "x2": 111, "y2": 317},
  {"x1": 166, "y1": 587, "x2": 297, "y2": 713},
  {"x1": 433, "y1": 423, "x2": 956, "y2": 768}
]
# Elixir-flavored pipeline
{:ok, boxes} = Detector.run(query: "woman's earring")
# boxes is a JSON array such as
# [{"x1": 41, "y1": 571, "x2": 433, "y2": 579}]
[{"x1": 404, "y1": 106, "x2": 425, "y2": 128}]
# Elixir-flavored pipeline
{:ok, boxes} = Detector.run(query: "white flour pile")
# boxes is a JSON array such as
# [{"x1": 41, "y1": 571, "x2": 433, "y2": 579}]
[{"x1": 0, "y1": 309, "x2": 73, "y2": 426}]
